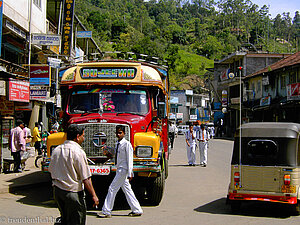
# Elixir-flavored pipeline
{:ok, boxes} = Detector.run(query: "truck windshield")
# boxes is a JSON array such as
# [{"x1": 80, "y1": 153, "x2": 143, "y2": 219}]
[{"x1": 69, "y1": 89, "x2": 149, "y2": 115}]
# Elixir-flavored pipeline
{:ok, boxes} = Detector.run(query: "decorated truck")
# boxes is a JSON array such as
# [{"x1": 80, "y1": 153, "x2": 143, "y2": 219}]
[{"x1": 43, "y1": 59, "x2": 169, "y2": 205}]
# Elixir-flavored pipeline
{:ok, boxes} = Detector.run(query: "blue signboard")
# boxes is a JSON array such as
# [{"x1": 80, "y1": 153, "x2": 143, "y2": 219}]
[{"x1": 77, "y1": 31, "x2": 92, "y2": 38}]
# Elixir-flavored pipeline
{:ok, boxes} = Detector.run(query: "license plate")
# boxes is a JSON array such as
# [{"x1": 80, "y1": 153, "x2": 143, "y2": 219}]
[
  {"x1": 89, "y1": 165, "x2": 110, "y2": 175},
  {"x1": 281, "y1": 185, "x2": 296, "y2": 193}
]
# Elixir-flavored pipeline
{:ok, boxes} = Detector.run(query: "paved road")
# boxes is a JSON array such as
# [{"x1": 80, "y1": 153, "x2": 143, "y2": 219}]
[{"x1": 0, "y1": 136, "x2": 300, "y2": 225}]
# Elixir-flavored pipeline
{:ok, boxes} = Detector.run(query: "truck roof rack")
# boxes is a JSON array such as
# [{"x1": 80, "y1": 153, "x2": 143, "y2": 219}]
[{"x1": 90, "y1": 51, "x2": 168, "y2": 69}]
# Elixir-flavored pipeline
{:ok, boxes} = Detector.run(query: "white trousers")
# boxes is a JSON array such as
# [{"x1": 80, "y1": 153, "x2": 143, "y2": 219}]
[
  {"x1": 102, "y1": 167, "x2": 143, "y2": 215},
  {"x1": 186, "y1": 143, "x2": 196, "y2": 165},
  {"x1": 199, "y1": 142, "x2": 208, "y2": 164}
]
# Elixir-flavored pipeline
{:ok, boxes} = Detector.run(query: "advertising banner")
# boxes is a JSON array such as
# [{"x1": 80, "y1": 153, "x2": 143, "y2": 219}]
[
  {"x1": 29, "y1": 66, "x2": 50, "y2": 86},
  {"x1": 8, "y1": 79, "x2": 30, "y2": 102},
  {"x1": 61, "y1": 0, "x2": 75, "y2": 56}
]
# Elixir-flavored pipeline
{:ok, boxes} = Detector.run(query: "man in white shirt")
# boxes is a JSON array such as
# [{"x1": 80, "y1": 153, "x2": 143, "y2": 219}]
[
  {"x1": 185, "y1": 124, "x2": 197, "y2": 166},
  {"x1": 169, "y1": 122, "x2": 177, "y2": 149},
  {"x1": 101, "y1": 125, "x2": 143, "y2": 217},
  {"x1": 197, "y1": 124, "x2": 209, "y2": 167}
]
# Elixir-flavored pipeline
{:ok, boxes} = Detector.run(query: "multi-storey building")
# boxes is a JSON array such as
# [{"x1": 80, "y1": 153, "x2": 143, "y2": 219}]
[
  {"x1": 243, "y1": 51, "x2": 300, "y2": 123},
  {"x1": 170, "y1": 90, "x2": 210, "y2": 125},
  {"x1": 0, "y1": 0, "x2": 101, "y2": 172},
  {"x1": 212, "y1": 51, "x2": 290, "y2": 137}
]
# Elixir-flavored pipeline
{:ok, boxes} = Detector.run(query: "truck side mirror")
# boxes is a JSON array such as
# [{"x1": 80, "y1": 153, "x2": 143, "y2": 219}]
[{"x1": 157, "y1": 102, "x2": 166, "y2": 118}]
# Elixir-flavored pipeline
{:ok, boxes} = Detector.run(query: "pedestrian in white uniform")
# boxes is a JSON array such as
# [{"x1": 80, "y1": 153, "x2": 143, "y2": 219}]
[
  {"x1": 185, "y1": 124, "x2": 197, "y2": 166},
  {"x1": 197, "y1": 124, "x2": 209, "y2": 167},
  {"x1": 101, "y1": 125, "x2": 143, "y2": 217}
]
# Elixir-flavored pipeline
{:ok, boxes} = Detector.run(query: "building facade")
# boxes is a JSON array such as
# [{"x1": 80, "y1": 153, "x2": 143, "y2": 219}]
[
  {"x1": 0, "y1": 0, "x2": 101, "y2": 172},
  {"x1": 243, "y1": 51, "x2": 300, "y2": 124},
  {"x1": 170, "y1": 90, "x2": 210, "y2": 125},
  {"x1": 212, "y1": 51, "x2": 290, "y2": 137}
]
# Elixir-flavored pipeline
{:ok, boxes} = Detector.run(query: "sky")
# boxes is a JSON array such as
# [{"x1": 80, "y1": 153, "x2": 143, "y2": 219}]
[{"x1": 250, "y1": 0, "x2": 299, "y2": 18}]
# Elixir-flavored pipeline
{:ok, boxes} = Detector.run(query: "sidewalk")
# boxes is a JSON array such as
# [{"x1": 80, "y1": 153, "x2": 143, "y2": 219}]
[{"x1": 0, "y1": 156, "x2": 51, "y2": 194}]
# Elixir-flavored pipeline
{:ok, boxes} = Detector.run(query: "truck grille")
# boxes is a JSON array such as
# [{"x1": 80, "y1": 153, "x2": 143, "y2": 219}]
[{"x1": 78, "y1": 123, "x2": 130, "y2": 157}]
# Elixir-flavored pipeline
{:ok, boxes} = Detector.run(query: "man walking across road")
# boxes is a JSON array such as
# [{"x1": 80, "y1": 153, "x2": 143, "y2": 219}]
[
  {"x1": 101, "y1": 125, "x2": 143, "y2": 217},
  {"x1": 9, "y1": 119, "x2": 25, "y2": 173},
  {"x1": 49, "y1": 124, "x2": 99, "y2": 225},
  {"x1": 185, "y1": 124, "x2": 197, "y2": 166},
  {"x1": 197, "y1": 124, "x2": 209, "y2": 167}
]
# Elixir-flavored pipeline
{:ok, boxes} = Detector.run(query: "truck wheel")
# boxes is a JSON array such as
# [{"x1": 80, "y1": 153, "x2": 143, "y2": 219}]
[
  {"x1": 147, "y1": 172, "x2": 165, "y2": 206},
  {"x1": 230, "y1": 201, "x2": 241, "y2": 213}
]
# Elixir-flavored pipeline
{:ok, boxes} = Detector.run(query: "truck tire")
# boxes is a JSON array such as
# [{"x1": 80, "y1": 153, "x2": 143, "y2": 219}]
[
  {"x1": 230, "y1": 200, "x2": 241, "y2": 213},
  {"x1": 147, "y1": 172, "x2": 165, "y2": 206}
]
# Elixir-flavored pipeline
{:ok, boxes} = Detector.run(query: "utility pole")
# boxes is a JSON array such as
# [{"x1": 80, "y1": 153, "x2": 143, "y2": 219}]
[{"x1": 238, "y1": 66, "x2": 243, "y2": 186}]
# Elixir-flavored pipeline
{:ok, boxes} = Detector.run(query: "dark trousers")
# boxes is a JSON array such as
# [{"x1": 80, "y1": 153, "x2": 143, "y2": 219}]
[
  {"x1": 53, "y1": 186, "x2": 87, "y2": 225},
  {"x1": 11, "y1": 151, "x2": 21, "y2": 172},
  {"x1": 169, "y1": 133, "x2": 175, "y2": 148},
  {"x1": 34, "y1": 141, "x2": 41, "y2": 155}
]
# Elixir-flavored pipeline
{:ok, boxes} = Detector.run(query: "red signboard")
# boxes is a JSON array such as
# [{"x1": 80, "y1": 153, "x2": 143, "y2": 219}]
[
  {"x1": 29, "y1": 65, "x2": 50, "y2": 86},
  {"x1": 8, "y1": 79, "x2": 30, "y2": 102},
  {"x1": 287, "y1": 83, "x2": 300, "y2": 100}
]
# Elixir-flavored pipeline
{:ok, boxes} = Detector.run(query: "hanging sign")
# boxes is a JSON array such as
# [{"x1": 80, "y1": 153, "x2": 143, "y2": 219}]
[
  {"x1": 30, "y1": 65, "x2": 51, "y2": 86},
  {"x1": 61, "y1": 0, "x2": 75, "y2": 56}
]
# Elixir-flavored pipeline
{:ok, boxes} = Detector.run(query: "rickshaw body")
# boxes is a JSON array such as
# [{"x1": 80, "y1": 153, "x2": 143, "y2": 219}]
[{"x1": 227, "y1": 122, "x2": 300, "y2": 214}]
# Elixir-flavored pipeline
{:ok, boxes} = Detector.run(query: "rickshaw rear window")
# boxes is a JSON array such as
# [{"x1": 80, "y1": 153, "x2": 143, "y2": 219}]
[{"x1": 231, "y1": 138, "x2": 298, "y2": 166}]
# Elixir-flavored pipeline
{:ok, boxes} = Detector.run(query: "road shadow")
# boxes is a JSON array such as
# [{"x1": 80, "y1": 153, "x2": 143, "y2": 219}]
[
  {"x1": 7, "y1": 171, "x2": 51, "y2": 193},
  {"x1": 11, "y1": 175, "x2": 154, "y2": 212},
  {"x1": 194, "y1": 198, "x2": 294, "y2": 219}
]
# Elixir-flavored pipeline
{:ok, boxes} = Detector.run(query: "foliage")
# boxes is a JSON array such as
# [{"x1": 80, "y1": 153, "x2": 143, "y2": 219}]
[{"x1": 74, "y1": 0, "x2": 299, "y2": 88}]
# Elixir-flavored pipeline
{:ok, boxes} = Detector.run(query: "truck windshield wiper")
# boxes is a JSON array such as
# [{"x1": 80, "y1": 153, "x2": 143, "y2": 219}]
[
  {"x1": 73, "y1": 109, "x2": 86, "y2": 113},
  {"x1": 87, "y1": 108, "x2": 101, "y2": 113},
  {"x1": 116, "y1": 112, "x2": 145, "y2": 117}
]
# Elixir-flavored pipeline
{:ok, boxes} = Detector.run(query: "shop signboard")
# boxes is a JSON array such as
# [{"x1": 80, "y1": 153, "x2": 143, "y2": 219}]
[
  {"x1": 176, "y1": 113, "x2": 183, "y2": 119},
  {"x1": 190, "y1": 114, "x2": 197, "y2": 120},
  {"x1": 77, "y1": 31, "x2": 92, "y2": 38},
  {"x1": 31, "y1": 34, "x2": 61, "y2": 46},
  {"x1": 30, "y1": 88, "x2": 48, "y2": 100},
  {"x1": 168, "y1": 113, "x2": 176, "y2": 120},
  {"x1": 287, "y1": 83, "x2": 300, "y2": 100},
  {"x1": 29, "y1": 65, "x2": 50, "y2": 86},
  {"x1": 48, "y1": 57, "x2": 61, "y2": 68},
  {"x1": 8, "y1": 79, "x2": 30, "y2": 102},
  {"x1": 61, "y1": 0, "x2": 75, "y2": 56},
  {"x1": 220, "y1": 68, "x2": 230, "y2": 81}
]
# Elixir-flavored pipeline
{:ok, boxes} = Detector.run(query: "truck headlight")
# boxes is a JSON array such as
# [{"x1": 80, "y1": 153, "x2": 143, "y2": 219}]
[{"x1": 136, "y1": 146, "x2": 153, "y2": 158}]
